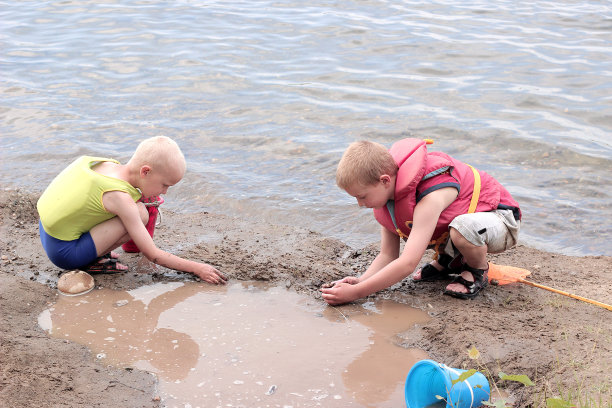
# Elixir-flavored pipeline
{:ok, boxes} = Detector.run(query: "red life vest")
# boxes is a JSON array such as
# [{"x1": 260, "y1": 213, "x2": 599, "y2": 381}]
[{"x1": 373, "y1": 138, "x2": 520, "y2": 242}]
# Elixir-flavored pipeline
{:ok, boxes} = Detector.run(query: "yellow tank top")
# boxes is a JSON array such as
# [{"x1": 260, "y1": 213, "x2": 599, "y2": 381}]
[{"x1": 37, "y1": 156, "x2": 142, "y2": 240}]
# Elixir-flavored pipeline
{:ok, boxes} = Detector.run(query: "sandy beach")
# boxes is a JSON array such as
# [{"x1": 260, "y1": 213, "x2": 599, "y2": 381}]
[{"x1": 1, "y1": 188, "x2": 610, "y2": 407}]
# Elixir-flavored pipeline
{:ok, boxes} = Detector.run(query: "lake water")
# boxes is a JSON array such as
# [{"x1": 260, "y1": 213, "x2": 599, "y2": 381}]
[{"x1": 2, "y1": 0, "x2": 611, "y2": 256}]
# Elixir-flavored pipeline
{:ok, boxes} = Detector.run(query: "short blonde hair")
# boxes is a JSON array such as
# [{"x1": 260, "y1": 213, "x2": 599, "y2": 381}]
[
  {"x1": 128, "y1": 136, "x2": 186, "y2": 176},
  {"x1": 336, "y1": 140, "x2": 398, "y2": 190}
]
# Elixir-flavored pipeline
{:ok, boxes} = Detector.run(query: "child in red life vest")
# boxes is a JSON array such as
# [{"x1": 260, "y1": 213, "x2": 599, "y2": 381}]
[{"x1": 321, "y1": 138, "x2": 520, "y2": 305}]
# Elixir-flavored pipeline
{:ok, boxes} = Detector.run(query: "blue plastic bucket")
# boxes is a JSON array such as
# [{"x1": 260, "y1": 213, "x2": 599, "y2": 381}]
[{"x1": 405, "y1": 359, "x2": 490, "y2": 408}]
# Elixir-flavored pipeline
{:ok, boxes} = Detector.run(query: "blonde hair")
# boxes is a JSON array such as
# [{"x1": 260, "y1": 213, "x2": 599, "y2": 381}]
[
  {"x1": 128, "y1": 136, "x2": 186, "y2": 176},
  {"x1": 336, "y1": 141, "x2": 398, "y2": 190}
]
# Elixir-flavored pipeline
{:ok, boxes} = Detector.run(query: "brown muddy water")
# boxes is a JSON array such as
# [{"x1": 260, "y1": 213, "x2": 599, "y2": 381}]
[{"x1": 38, "y1": 281, "x2": 430, "y2": 407}]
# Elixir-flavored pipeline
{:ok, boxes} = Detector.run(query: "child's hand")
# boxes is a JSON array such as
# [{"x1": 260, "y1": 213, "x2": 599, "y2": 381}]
[
  {"x1": 336, "y1": 276, "x2": 360, "y2": 285},
  {"x1": 193, "y1": 263, "x2": 227, "y2": 285},
  {"x1": 321, "y1": 279, "x2": 361, "y2": 305},
  {"x1": 321, "y1": 276, "x2": 359, "y2": 289}
]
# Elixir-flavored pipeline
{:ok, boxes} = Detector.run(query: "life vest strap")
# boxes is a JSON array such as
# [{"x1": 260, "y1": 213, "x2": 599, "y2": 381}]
[
  {"x1": 467, "y1": 164, "x2": 481, "y2": 214},
  {"x1": 396, "y1": 228, "x2": 408, "y2": 240},
  {"x1": 430, "y1": 232, "x2": 449, "y2": 261}
]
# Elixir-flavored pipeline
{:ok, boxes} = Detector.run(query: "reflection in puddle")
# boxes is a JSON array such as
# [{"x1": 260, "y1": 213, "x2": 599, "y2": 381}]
[{"x1": 39, "y1": 281, "x2": 429, "y2": 407}]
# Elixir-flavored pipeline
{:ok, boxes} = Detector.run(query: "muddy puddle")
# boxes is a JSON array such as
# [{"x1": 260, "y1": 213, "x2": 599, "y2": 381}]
[{"x1": 38, "y1": 281, "x2": 430, "y2": 407}]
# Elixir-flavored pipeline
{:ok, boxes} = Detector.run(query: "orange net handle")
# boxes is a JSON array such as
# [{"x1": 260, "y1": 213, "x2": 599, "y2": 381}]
[{"x1": 489, "y1": 263, "x2": 612, "y2": 311}]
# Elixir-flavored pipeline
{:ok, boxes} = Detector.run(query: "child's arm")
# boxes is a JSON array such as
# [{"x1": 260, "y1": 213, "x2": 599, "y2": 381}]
[
  {"x1": 104, "y1": 192, "x2": 227, "y2": 284},
  {"x1": 324, "y1": 227, "x2": 400, "y2": 287},
  {"x1": 358, "y1": 226, "x2": 401, "y2": 281},
  {"x1": 322, "y1": 187, "x2": 457, "y2": 305}
]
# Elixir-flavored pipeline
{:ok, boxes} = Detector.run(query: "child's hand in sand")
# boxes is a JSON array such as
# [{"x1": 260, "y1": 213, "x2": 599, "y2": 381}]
[
  {"x1": 193, "y1": 264, "x2": 227, "y2": 285},
  {"x1": 320, "y1": 276, "x2": 361, "y2": 305},
  {"x1": 321, "y1": 278, "x2": 361, "y2": 305},
  {"x1": 322, "y1": 276, "x2": 359, "y2": 288}
]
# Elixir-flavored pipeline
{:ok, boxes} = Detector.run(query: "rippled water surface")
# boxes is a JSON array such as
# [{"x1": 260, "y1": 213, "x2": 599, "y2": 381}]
[{"x1": 2, "y1": 0, "x2": 611, "y2": 255}]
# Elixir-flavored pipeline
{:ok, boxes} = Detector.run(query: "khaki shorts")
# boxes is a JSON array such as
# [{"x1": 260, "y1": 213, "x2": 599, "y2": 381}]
[{"x1": 443, "y1": 209, "x2": 520, "y2": 256}]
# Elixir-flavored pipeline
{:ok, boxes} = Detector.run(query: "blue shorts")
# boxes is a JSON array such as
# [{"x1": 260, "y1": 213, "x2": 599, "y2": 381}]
[{"x1": 39, "y1": 220, "x2": 98, "y2": 269}]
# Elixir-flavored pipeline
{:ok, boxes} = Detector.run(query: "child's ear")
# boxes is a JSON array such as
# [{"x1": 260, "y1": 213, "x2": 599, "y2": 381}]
[
  {"x1": 140, "y1": 165, "x2": 152, "y2": 177},
  {"x1": 380, "y1": 174, "x2": 391, "y2": 185}
]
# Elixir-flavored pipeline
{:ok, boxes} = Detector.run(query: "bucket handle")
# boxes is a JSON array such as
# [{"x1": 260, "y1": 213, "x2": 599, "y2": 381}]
[{"x1": 439, "y1": 363, "x2": 474, "y2": 407}]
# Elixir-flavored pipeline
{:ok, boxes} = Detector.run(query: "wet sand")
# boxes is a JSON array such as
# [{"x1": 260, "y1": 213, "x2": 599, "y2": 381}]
[{"x1": 1, "y1": 188, "x2": 611, "y2": 407}]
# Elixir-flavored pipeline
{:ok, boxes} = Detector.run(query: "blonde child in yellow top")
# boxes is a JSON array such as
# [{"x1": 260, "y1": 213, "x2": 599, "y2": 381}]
[{"x1": 37, "y1": 136, "x2": 226, "y2": 284}]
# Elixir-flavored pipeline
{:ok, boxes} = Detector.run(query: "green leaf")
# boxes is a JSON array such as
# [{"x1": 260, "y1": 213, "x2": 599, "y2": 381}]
[
  {"x1": 468, "y1": 345, "x2": 481, "y2": 360},
  {"x1": 452, "y1": 369, "x2": 477, "y2": 385},
  {"x1": 546, "y1": 397, "x2": 572, "y2": 408},
  {"x1": 483, "y1": 399, "x2": 511, "y2": 408},
  {"x1": 499, "y1": 373, "x2": 534, "y2": 387}
]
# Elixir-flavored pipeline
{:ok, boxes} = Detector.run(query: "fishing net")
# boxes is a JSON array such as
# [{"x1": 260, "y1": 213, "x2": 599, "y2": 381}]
[{"x1": 488, "y1": 262, "x2": 531, "y2": 285}]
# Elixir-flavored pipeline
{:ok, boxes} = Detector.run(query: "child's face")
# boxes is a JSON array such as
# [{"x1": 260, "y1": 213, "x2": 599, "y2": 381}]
[
  {"x1": 140, "y1": 164, "x2": 183, "y2": 197},
  {"x1": 345, "y1": 175, "x2": 394, "y2": 209}
]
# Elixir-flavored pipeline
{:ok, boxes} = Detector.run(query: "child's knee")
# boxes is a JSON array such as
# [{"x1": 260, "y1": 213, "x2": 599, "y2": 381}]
[
  {"x1": 449, "y1": 227, "x2": 471, "y2": 246},
  {"x1": 449, "y1": 226, "x2": 487, "y2": 253},
  {"x1": 449, "y1": 226, "x2": 461, "y2": 241},
  {"x1": 137, "y1": 202, "x2": 150, "y2": 225}
]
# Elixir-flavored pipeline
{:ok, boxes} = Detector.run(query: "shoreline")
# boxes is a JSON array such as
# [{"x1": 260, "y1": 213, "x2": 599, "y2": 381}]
[{"x1": 1, "y1": 188, "x2": 610, "y2": 407}]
